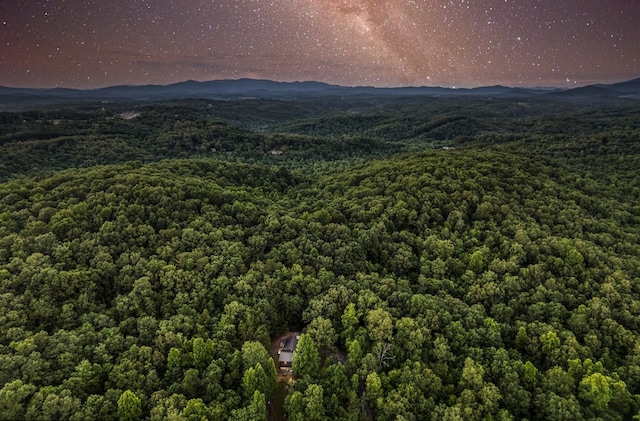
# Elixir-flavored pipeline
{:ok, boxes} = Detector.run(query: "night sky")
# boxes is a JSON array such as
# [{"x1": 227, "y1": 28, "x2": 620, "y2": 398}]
[{"x1": 2, "y1": 0, "x2": 639, "y2": 89}]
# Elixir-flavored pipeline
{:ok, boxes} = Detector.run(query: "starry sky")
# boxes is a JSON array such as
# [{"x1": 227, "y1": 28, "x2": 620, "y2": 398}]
[{"x1": 1, "y1": 0, "x2": 639, "y2": 89}]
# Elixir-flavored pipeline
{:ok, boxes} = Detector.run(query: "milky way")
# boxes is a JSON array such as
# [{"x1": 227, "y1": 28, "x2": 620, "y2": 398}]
[{"x1": 1, "y1": 0, "x2": 638, "y2": 88}]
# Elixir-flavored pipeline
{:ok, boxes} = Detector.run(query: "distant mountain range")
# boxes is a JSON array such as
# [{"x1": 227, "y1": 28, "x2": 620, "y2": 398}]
[{"x1": 1, "y1": 77, "x2": 639, "y2": 107}]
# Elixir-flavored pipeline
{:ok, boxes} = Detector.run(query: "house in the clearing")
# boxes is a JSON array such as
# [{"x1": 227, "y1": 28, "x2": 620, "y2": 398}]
[{"x1": 278, "y1": 333, "x2": 300, "y2": 371}]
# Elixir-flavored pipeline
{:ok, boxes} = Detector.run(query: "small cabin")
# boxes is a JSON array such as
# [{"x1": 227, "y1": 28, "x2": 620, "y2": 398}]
[{"x1": 278, "y1": 334, "x2": 300, "y2": 370}]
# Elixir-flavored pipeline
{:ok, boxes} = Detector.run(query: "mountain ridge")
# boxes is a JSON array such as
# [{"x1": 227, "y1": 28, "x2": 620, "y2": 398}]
[{"x1": 1, "y1": 77, "x2": 639, "y2": 107}]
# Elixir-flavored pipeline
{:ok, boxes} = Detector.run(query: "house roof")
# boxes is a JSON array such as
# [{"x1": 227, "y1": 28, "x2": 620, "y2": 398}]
[
  {"x1": 278, "y1": 333, "x2": 300, "y2": 363},
  {"x1": 282, "y1": 335, "x2": 298, "y2": 352},
  {"x1": 279, "y1": 350, "x2": 294, "y2": 363}
]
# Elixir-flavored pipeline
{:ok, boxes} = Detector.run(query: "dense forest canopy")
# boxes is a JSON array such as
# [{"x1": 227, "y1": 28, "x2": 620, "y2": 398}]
[{"x1": 0, "y1": 95, "x2": 639, "y2": 420}]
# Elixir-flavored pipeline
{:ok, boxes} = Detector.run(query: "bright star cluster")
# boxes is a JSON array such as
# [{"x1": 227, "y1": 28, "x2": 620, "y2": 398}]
[{"x1": 1, "y1": 0, "x2": 638, "y2": 88}]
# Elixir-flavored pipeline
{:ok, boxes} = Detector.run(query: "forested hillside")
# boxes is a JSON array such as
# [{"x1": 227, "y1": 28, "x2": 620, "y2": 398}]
[
  {"x1": 2, "y1": 97, "x2": 640, "y2": 183},
  {"x1": 1, "y1": 97, "x2": 640, "y2": 420}
]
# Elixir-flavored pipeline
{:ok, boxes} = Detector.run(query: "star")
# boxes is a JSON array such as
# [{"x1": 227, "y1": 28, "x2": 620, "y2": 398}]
[{"x1": 0, "y1": 0, "x2": 637, "y2": 88}]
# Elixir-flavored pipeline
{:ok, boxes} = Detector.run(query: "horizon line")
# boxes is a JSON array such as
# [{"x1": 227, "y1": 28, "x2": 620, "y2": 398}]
[{"x1": 0, "y1": 75, "x2": 638, "y2": 92}]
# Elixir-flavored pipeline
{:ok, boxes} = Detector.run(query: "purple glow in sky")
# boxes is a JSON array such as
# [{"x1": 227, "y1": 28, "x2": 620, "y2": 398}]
[{"x1": 1, "y1": 0, "x2": 638, "y2": 88}]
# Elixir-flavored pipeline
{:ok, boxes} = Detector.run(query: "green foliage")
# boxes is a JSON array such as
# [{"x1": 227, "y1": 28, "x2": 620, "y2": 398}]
[
  {"x1": 366, "y1": 308, "x2": 393, "y2": 344},
  {"x1": 240, "y1": 342, "x2": 277, "y2": 395},
  {"x1": 365, "y1": 372, "x2": 383, "y2": 405},
  {"x1": 117, "y1": 390, "x2": 141, "y2": 421},
  {"x1": 1, "y1": 96, "x2": 640, "y2": 419},
  {"x1": 306, "y1": 316, "x2": 337, "y2": 350},
  {"x1": 0, "y1": 380, "x2": 36, "y2": 420},
  {"x1": 182, "y1": 398, "x2": 213, "y2": 421},
  {"x1": 230, "y1": 390, "x2": 267, "y2": 421},
  {"x1": 284, "y1": 391, "x2": 305, "y2": 421},
  {"x1": 347, "y1": 339, "x2": 363, "y2": 372},
  {"x1": 303, "y1": 384, "x2": 327, "y2": 421},
  {"x1": 293, "y1": 334, "x2": 320, "y2": 381}
]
